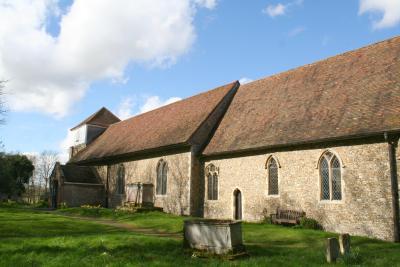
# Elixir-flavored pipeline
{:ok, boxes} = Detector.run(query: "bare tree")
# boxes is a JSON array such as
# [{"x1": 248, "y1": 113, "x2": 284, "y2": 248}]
[
  {"x1": 36, "y1": 150, "x2": 59, "y2": 196},
  {"x1": 25, "y1": 154, "x2": 38, "y2": 203}
]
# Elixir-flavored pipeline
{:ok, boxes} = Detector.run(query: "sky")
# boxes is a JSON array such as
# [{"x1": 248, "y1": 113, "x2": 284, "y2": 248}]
[{"x1": 0, "y1": 0, "x2": 399, "y2": 162}]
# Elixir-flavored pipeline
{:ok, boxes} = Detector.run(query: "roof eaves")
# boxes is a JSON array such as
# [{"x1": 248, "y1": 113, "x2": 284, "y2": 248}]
[
  {"x1": 72, "y1": 142, "x2": 192, "y2": 165},
  {"x1": 202, "y1": 129, "x2": 400, "y2": 159}
]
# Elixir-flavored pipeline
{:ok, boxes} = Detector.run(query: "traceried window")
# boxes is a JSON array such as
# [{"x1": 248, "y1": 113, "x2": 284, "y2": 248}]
[
  {"x1": 267, "y1": 157, "x2": 279, "y2": 195},
  {"x1": 319, "y1": 151, "x2": 342, "y2": 201},
  {"x1": 156, "y1": 159, "x2": 168, "y2": 195},
  {"x1": 116, "y1": 164, "x2": 125, "y2": 194},
  {"x1": 206, "y1": 164, "x2": 218, "y2": 200}
]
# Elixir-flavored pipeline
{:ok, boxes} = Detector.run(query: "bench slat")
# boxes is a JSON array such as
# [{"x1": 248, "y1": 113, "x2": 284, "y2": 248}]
[{"x1": 271, "y1": 208, "x2": 305, "y2": 225}]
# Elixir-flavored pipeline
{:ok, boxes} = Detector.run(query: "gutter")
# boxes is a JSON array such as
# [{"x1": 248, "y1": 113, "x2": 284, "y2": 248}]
[
  {"x1": 384, "y1": 132, "x2": 400, "y2": 242},
  {"x1": 202, "y1": 129, "x2": 400, "y2": 159},
  {"x1": 71, "y1": 143, "x2": 191, "y2": 166}
]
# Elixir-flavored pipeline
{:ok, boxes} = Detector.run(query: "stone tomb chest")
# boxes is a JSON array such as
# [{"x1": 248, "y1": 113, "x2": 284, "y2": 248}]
[
  {"x1": 183, "y1": 219, "x2": 245, "y2": 254},
  {"x1": 125, "y1": 183, "x2": 154, "y2": 207}
]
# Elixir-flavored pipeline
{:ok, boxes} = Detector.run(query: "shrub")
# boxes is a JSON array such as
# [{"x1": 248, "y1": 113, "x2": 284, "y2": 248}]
[
  {"x1": 299, "y1": 217, "x2": 322, "y2": 230},
  {"x1": 59, "y1": 202, "x2": 68, "y2": 209},
  {"x1": 263, "y1": 216, "x2": 272, "y2": 224},
  {"x1": 262, "y1": 208, "x2": 272, "y2": 224},
  {"x1": 35, "y1": 200, "x2": 48, "y2": 208}
]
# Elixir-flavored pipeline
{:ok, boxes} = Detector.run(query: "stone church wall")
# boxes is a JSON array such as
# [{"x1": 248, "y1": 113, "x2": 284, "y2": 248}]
[
  {"x1": 203, "y1": 142, "x2": 395, "y2": 241},
  {"x1": 94, "y1": 151, "x2": 192, "y2": 215},
  {"x1": 61, "y1": 183, "x2": 105, "y2": 207}
]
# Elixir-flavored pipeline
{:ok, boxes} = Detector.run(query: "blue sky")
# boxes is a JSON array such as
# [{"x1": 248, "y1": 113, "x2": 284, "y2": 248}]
[{"x1": 0, "y1": 0, "x2": 399, "y2": 161}]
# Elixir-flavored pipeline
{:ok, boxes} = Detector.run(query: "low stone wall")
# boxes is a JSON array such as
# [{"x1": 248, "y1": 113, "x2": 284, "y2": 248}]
[
  {"x1": 203, "y1": 142, "x2": 395, "y2": 241},
  {"x1": 62, "y1": 183, "x2": 105, "y2": 207}
]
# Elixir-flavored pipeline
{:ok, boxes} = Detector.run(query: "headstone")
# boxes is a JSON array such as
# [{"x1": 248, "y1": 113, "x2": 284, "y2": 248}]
[
  {"x1": 326, "y1": 237, "x2": 339, "y2": 263},
  {"x1": 339, "y1": 234, "x2": 351, "y2": 255}
]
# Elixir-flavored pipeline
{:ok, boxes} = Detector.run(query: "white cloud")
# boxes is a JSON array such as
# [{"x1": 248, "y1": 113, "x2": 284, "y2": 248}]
[
  {"x1": 59, "y1": 129, "x2": 74, "y2": 163},
  {"x1": 194, "y1": 0, "x2": 217, "y2": 9},
  {"x1": 0, "y1": 0, "x2": 214, "y2": 118},
  {"x1": 139, "y1": 96, "x2": 182, "y2": 114},
  {"x1": 263, "y1": 3, "x2": 286, "y2": 17},
  {"x1": 359, "y1": 0, "x2": 400, "y2": 29},
  {"x1": 115, "y1": 94, "x2": 181, "y2": 120},
  {"x1": 288, "y1": 26, "x2": 306, "y2": 37},
  {"x1": 262, "y1": 0, "x2": 303, "y2": 18},
  {"x1": 116, "y1": 97, "x2": 135, "y2": 120},
  {"x1": 239, "y1": 77, "x2": 253, "y2": 84}
]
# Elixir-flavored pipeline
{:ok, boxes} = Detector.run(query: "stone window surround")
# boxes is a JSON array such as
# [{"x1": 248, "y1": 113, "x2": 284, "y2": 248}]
[
  {"x1": 156, "y1": 159, "x2": 168, "y2": 196},
  {"x1": 265, "y1": 155, "x2": 281, "y2": 198},
  {"x1": 205, "y1": 163, "x2": 219, "y2": 201},
  {"x1": 317, "y1": 149, "x2": 345, "y2": 204}
]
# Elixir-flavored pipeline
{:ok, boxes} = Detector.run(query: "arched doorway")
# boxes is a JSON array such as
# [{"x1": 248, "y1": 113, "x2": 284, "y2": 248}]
[{"x1": 233, "y1": 189, "x2": 242, "y2": 220}]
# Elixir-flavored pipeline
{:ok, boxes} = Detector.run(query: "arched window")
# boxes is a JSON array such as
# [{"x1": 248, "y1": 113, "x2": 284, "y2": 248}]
[
  {"x1": 319, "y1": 151, "x2": 342, "y2": 201},
  {"x1": 117, "y1": 164, "x2": 125, "y2": 194},
  {"x1": 156, "y1": 159, "x2": 168, "y2": 195},
  {"x1": 267, "y1": 157, "x2": 279, "y2": 195},
  {"x1": 206, "y1": 164, "x2": 218, "y2": 200}
]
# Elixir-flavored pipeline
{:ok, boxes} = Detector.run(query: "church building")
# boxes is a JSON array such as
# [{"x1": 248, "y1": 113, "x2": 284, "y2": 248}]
[{"x1": 50, "y1": 36, "x2": 400, "y2": 242}]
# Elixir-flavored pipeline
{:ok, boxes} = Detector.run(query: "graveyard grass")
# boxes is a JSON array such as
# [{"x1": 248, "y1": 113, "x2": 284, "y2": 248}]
[{"x1": 0, "y1": 206, "x2": 400, "y2": 266}]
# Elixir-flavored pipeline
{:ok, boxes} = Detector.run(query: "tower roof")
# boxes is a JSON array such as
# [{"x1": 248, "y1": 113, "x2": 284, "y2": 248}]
[{"x1": 71, "y1": 107, "x2": 120, "y2": 130}]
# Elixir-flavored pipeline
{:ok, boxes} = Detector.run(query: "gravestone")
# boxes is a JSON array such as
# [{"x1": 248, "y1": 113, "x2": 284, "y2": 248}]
[
  {"x1": 326, "y1": 237, "x2": 339, "y2": 263},
  {"x1": 339, "y1": 234, "x2": 351, "y2": 255}
]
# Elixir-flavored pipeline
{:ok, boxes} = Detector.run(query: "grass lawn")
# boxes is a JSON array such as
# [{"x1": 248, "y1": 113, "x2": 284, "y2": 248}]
[{"x1": 0, "y1": 206, "x2": 399, "y2": 266}]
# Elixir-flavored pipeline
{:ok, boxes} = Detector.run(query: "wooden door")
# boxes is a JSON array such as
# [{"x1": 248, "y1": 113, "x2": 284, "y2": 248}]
[{"x1": 234, "y1": 189, "x2": 242, "y2": 220}]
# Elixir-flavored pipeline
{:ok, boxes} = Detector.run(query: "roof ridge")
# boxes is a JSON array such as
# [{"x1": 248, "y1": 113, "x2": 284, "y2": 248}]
[
  {"x1": 110, "y1": 80, "x2": 238, "y2": 127},
  {"x1": 243, "y1": 35, "x2": 400, "y2": 87}
]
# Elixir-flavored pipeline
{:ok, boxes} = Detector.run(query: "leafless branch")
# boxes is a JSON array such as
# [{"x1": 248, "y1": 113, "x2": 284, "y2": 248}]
[{"x1": 36, "y1": 150, "x2": 59, "y2": 194}]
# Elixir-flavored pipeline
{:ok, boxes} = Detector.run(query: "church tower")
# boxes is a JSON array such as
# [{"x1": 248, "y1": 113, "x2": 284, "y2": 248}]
[{"x1": 69, "y1": 107, "x2": 120, "y2": 159}]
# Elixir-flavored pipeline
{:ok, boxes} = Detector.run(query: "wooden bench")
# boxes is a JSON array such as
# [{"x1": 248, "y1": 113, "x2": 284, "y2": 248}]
[{"x1": 270, "y1": 208, "x2": 305, "y2": 225}]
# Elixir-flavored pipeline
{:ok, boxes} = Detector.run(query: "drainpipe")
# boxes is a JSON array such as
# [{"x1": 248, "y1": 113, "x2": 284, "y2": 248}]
[{"x1": 384, "y1": 133, "x2": 400, "y2": 242}]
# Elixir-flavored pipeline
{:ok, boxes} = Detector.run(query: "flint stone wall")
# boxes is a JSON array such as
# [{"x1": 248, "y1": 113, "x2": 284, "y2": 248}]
[
  {"x1": 95, "y1": 151, "x2": 192, "y2": 215},
  {"x1": 203, "y1": 142, "x2": 395, "y2": 241},
  {"x1": 61, "y1": 183, "x2": 105, "y2": 207}
]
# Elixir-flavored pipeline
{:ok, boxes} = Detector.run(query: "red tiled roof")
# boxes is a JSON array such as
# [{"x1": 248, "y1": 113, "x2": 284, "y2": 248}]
[
  {"x1": 203, "y1": 36, "x2": 400, "y2": 156},
  {"x1": 71, "y1": 82, "x2": 238, "y2": 163},
  {"x1": 71, "y1": 107, "x2": 120, "y2": 130}
]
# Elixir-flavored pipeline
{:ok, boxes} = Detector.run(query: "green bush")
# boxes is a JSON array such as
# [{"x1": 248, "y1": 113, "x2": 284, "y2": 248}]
[
  {"x1": 263, "y1": 216, "x2": 272, "y2": 224},
  {"x1": 299, "y1": 217, "x2": 322, "y2": 230},
  {"x1": 35, "y1": 200, "x2": 48, "y2": 208},
  {"x1": 262, "y1": 208, "x2": 272, "y2": 224}
]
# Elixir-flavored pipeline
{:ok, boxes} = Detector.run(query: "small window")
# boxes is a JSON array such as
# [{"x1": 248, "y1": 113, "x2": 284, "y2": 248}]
[
  {"x1": 319, "y1": 151, "x2": 342, "y2": 201},
  {"x1": 156, "y1": 159, "x2": 168, "y2": 195},
  {"x1": 267, "y1": 157, "x2": 279, "y2": 195},
  {"x1": 117, "y1": 164, "x2": 125, "y2": 194},
  {"x1": 206, "y1": 164, "x2": 218, "y2": 200}
]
